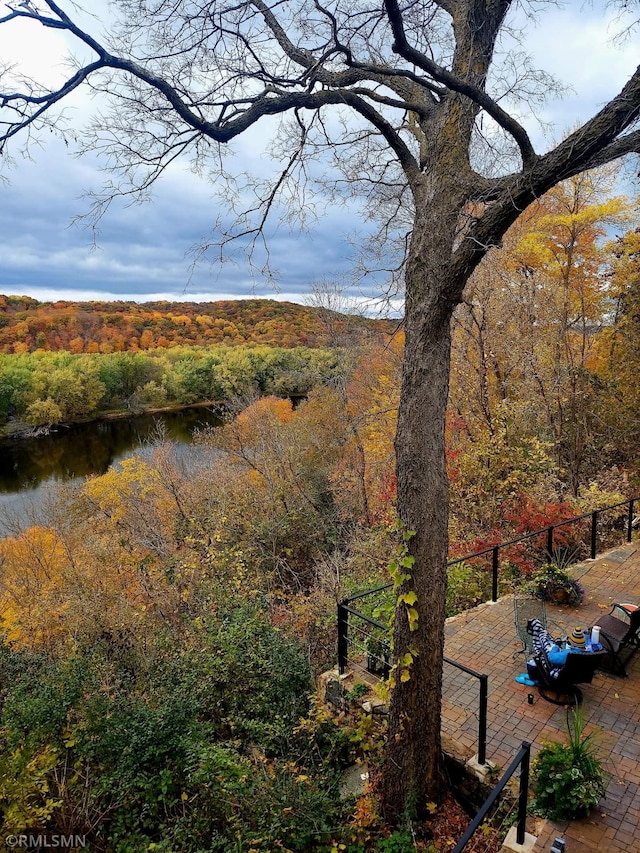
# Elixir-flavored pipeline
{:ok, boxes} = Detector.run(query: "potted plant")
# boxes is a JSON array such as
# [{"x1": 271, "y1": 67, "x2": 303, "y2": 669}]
[
  {"x1": 531, "y1": 707, "x2": 606, "y2": 821},
  {"x1": 529, "y1": 548, "x2": 584, "y2": 606}
]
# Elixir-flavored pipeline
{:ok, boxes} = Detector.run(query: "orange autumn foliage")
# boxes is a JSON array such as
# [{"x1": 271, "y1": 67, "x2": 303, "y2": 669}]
[{"x1": 0, "y1": 295, "x2": 392, "y2": 354}]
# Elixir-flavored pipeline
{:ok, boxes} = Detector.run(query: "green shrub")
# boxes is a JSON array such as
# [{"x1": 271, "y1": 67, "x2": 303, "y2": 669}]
[
  {"x1": 345, "y1": 682, "x2": 370, "y2": 702},
  {"x1": 375, "y1": 830, "x2": 416, "y2": 851},
  {"x1": 0, "y1": 606, "x2": 347, "y2": 851},
  {"x1": 531, "y1": 708, "x2": 606, "y2": 821},
  {"x1": 177, "y1": 742, "x2": 341, "y2": 852},
  {"x1": 446, "y1": 562, "x2": 487, "y2": 616}
]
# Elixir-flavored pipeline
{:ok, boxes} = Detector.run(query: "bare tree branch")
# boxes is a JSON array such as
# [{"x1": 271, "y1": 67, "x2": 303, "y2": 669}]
[{"x1": 382, "y1": 0, "x2": 537, "y2": 166}]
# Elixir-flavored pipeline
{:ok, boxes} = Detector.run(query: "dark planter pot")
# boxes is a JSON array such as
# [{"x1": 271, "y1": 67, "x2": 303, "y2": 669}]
[{"x1": 547, "y1": 586, "x2": 580, "y2": 606}]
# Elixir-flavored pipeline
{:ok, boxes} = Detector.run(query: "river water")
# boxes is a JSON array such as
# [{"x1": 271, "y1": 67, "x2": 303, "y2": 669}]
[{"x1": 0, "y1": 407, "x2": 221, "y2": 532}]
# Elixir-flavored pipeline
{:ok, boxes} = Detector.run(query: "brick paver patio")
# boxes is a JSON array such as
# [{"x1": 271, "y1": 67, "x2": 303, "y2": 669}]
[{"x1": 441, "y1": 541, "x2": 640, "y2": 852}]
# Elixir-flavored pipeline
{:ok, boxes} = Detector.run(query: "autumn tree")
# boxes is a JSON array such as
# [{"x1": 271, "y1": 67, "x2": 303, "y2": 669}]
[
  {"x1": 502, "y1": 173, "x2": 630, "y2": 493},
  {"x1": 1, "y1": 0, "x2": 639, "y2": 819},
  {"x1": 598, "y1": 227, "x2": 640, "y2": 472},
  {"x1": 0, "y1": 526, "x2": 74, "y2": 651},
  {"x1": 201, "y1": 393, "x2": 347, "y2": 587},
  {"x1": 308, "y1": 281, "x2": 403, "y2": 525},
  {"x1": 27, "y1": 355, "x2": 106, "y2": 423},
  {"x1": 343, "y1": 332, "x2": 404, "y2": 524},
  {"x1": 451, "y1": 172, "x2": 632, "y2": 499}
]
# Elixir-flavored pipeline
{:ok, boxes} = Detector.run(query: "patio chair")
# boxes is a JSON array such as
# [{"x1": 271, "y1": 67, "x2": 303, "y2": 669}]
[
  {"x1": 596, "y1": 603, "x2": 640, "y2": 677},
  {"x1": 534, "y1": 646, "x2": 606, "y2": 706},
  {"x1": 514, "y1": 594, "x2": 548, "y2": 655},
  {"x1": 514, "y1": 596, "x2": 564, "y2": 653}
]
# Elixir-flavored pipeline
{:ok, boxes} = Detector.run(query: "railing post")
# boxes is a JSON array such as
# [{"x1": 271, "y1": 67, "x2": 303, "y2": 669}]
[
  {"x1": 491, "y1": 547, "x2": 499, "y2": 602},
  {"x1": 546, "y1": 525, "x2": 554, "y2": 558},
  {"x1": 452, "y1": 742, "x2": 528, "y2": 853},
  {"x1": 337, "y1": 602, "x2": 348, "y2": 675},
  {"x1": 628, "y1": 499, "x2": 635, "y2": 543},
  {"x1": 591, "y1": 510, "x2": 598, "y2": 559},
  {"x1": 517, "y1": 742, "x2": 531, "y2": 845},
  {"x1": 478, "y1": 675, "x2": 488, "y2": 766}
]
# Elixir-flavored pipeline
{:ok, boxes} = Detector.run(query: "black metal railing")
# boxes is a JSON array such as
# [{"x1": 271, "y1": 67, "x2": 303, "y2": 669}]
[
  {"x1": 336, "y1": 496, "x2": 637, "y2": 765},
  {"x1": 452, "y1": 741, "x2": 531, "y2": 853},
  {"x1": 337, "y1": 602, "x2": 390, "y2": 679},
  {"x1": 337, "y1": 600, "x2": 490, "y2": 764},
  {"x1": 443, "y1": 658, "x2": 488, "y2": 766},
  {"x1": 341, "y1": 497, "x2": 635, "y2": 621},
  {"x1": 446, "y1": 497, "x2": 636, "y2": 603},
  {"x1": 338, "y1": 497, "x2": 636, "y2": 666}
]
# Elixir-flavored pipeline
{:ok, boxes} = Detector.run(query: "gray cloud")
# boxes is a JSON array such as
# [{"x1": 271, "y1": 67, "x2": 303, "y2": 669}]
[
  {"x1": 1, "y1": 3, "x2": 637, "y2": 311},
  {"x1": 0, "y1": 136, "x2": 369, "y2": 304}
]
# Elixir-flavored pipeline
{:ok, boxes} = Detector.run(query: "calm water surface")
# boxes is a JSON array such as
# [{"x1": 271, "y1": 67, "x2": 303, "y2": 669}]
[{"x1": 0, "y1": 407, "x2": 221, "y2": 530}]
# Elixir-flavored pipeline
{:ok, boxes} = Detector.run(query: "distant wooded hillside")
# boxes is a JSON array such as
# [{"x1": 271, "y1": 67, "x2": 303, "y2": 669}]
[{"x1": 0, "y1": 296, "x2": 394, "y2": 353}]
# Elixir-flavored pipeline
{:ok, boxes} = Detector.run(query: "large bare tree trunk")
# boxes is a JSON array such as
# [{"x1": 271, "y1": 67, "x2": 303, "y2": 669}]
[{"x1": 382, "y1": 203, "x2": 462, "y2": 819}]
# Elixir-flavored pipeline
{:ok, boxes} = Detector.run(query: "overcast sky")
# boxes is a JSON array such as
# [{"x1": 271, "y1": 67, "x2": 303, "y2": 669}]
[{"x1": 0, "y1": 1, "x2": 638, "y2": 310}]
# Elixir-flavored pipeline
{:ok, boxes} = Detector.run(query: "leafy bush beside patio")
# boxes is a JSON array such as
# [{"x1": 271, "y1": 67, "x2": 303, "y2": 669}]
[{"x1": 531, "y1": 709, "x2": 606, "y2": 821}]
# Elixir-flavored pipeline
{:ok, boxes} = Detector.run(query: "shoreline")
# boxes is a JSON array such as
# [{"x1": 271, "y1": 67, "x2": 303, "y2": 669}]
[
  {"x1": 0, "y1": 393, "x2": 305, "y2": 440},
  {"x1": 0, "y1": 400, "x2": 222, "y2": 441}
]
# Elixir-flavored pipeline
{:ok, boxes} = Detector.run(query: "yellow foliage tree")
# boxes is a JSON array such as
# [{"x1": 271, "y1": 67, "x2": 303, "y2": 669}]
[
  {"x1": 451, "y1": 172, "x2": 633, "y2": 494},
  {"x1": 344, "y1": 334, "x2": 404, "y2": 523},
  {"x1": 201, "y1": 394, "x2": 345, "y2": 590},
  {"x1": 0, "y1": 527, "x2": 73, "y2": 650}
]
